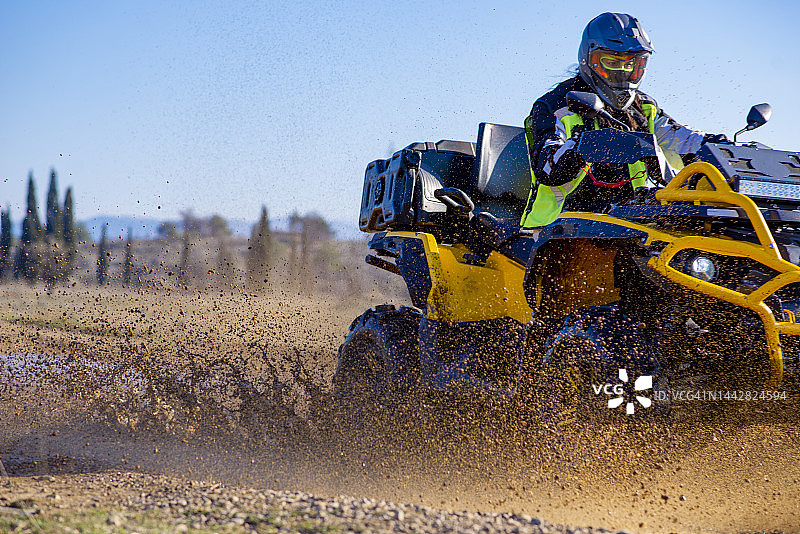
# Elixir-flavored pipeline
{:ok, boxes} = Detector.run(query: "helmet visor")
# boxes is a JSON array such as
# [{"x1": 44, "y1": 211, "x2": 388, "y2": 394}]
[{"x1": 589, "y1": 50, "x2": 648, "y2": 86}]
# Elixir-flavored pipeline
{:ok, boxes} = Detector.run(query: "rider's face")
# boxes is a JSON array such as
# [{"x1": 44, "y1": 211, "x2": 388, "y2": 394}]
[{"x1": 590, "y1": 50, "x2": 648, "y2": 86}]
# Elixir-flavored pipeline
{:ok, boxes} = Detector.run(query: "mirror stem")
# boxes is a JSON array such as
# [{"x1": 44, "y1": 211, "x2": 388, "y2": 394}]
[{"x1": 600, "y1": 111, "x2": 631, "y2": 132}]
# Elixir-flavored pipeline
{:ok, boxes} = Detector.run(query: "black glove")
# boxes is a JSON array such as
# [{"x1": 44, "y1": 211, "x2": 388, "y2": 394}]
[
  {"x1": 702, "y1": 133, "x2": 733, "y2": 145},
  {"x1": 535, "y1": 140, "x2": 587, "y2": 186}
]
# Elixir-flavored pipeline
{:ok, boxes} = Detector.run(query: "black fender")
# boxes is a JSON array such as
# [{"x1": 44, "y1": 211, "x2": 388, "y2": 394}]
[{"x1": 368, "y1": 233, "x2": 432, "y2": 311}]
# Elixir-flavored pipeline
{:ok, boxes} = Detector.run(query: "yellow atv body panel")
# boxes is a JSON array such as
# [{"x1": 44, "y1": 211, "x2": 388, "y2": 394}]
[{"x1": 384, "y1": 163, "x2": 800, "y2": 389}]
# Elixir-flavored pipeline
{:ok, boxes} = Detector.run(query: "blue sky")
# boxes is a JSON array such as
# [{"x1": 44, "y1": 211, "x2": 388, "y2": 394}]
[{"x1": 1, "y1": 0, "x2": 797, "y2": 225}]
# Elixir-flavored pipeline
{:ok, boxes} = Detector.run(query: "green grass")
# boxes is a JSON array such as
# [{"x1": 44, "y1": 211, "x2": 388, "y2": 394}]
[{"x1": 0, "y1": 506, "x2": 347, "y2": 533}]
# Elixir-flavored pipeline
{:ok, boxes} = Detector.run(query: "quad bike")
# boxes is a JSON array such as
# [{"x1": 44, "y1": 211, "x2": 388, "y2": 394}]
[{"x1": 333, "y1": 91, "x2": 800, "y2": 426}]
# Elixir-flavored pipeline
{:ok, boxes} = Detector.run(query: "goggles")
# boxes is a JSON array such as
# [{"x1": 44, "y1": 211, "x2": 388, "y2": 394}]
[{"x1": 589, "y1": 50, "x2": 648, "y2": 85}]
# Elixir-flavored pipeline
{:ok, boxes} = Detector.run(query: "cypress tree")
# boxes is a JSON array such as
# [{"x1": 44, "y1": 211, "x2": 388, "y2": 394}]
[
  {"x1": 300, "y1": 213, "x2": 332, "y2": 293},
  {"x1": 123, "y1": 227, "x2": 133, "y2": 286},
  {"x1": 45, "y1": 168, "x2": 63, "y2": 240},
  {"x1": 15, "y1": 173, "x2": 44, "y2": 281},
  {"x1": 0, "y1": 208, "x2": 12, "y2": 279},
  {"x1": 209, "y1": 215, "x2": 231, "y2": 238},
  {"x1": 26, "y1": 173, "x2": 43, "y2": 239},
  {"x1": 215, "y1": 238, "x2": 237, "y2": 288},
  {"x1": 62, "y1": 187, "x2": 77, "y2": 279},
  {"x1": 246, "y1": 206, "x2": 272, "y2": 291},
  {"x1": 97, "y1": 226, "x2": 109, "y2": 285}
]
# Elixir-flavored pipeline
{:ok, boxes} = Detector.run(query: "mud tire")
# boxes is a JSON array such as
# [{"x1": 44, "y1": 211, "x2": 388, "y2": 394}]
[
  {"x1": 540, "y1": 337, "x2": 606, "y2": 429},
  {"x1": 537, "y1": 305, "x2": 664, "y2": 429},
  {"x1": 332, "y1": 305, "x2": 422, "y2": 430}
]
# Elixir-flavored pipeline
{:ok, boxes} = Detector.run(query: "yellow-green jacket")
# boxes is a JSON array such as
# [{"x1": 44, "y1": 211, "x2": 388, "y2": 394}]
[{"x1": 520, "y1": 77, "x2": 705, "y2": 228}]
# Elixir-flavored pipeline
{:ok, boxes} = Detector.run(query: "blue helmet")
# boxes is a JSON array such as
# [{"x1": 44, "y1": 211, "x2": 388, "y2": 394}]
[{"x1": 578, "y1": 13, "x2": 654, "y2": 111}]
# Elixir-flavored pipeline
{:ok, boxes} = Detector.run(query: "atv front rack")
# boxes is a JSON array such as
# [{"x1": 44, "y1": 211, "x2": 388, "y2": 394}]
[{"x1": 652, "y1": 162, "x2": 800, "y2": 386}]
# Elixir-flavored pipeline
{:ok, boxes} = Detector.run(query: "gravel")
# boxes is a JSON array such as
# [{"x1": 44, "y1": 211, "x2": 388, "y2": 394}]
[
  {"x1": 115, "y1": 473, "x2": 606, "y2": 533},
  {"x1": 1, "y1": 471, "x2": 615, "y2": 533}
]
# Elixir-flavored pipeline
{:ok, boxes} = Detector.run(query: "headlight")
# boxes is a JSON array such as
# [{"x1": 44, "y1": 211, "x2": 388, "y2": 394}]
[
  {"x1": 687, "y1": 255, "x2": 717, "y2": 281},
  {"x1": 669, "y1": 249, "x2": 779, "y2": 291}
]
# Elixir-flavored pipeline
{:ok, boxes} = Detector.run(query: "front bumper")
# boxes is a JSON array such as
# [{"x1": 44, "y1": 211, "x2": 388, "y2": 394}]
[{"x1": 653, "y1": 162, "x2": 800, "y2": 388}]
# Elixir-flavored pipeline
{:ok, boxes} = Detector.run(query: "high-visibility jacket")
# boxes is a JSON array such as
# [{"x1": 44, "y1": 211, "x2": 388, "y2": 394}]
[{"x1": 520, "y1": 102, "x2": 657, "y2": 228}]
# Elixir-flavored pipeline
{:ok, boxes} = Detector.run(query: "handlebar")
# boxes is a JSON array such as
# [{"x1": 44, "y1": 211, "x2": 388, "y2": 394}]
[{"x1": 575, "y1": 128, "x2": 667, "y2": 187}]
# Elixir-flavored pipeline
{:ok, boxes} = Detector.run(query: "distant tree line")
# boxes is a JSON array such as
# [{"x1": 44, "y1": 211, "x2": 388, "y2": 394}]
[
  {"x1": 0, "y1": 169, "x2": 78, "y2": 286},
  {"x1": 0, "y1": 175, "x2": 342, "y2": 292},
  {"x1": 156, "y1": 211, "x2": 232, "y2": 241},
  {"x1": 150, "y1": 205, "x2": 335, "y2": 293},
  {"x1": 244, "y1": 207, "x2": 334, "y2": 293}
]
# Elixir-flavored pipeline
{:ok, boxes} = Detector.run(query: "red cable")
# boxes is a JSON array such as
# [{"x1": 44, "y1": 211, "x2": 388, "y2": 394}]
[{"x1": 586, "y1": 165, "x2": 639, "y2": 188}]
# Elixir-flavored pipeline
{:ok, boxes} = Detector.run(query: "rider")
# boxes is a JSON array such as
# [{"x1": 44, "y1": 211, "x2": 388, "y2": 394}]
[{"x1": 520, "y1": 12, "x2": 727, "y2": 228}]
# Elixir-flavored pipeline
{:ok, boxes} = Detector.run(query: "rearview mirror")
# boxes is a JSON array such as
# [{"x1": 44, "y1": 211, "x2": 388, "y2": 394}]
[
  {"x1": 566, "y1": 90, "x2": 631, "y2": 131},
  {"x1": 734, "y1": 103, "x2": 772, "y2": 142},
  {"x1": 566, "y1": 91, "x2": 605, "y2": 118},
  {"x1": 746, "y1": 103, "x2": 772, "y2": 130}
]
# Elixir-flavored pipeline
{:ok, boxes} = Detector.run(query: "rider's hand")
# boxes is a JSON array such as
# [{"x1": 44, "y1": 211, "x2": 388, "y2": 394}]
[{"x1": 558, "y1": 145, "x2": 587, "y2": 172}]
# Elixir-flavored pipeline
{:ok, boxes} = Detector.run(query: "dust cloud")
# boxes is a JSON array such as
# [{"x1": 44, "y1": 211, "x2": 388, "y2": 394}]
[{"x1": 1, "y1": 282, "x2": 799, "y2": 533}]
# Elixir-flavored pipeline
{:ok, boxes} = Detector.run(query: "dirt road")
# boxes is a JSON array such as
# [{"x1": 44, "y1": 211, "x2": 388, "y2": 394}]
[{"x1": 1, "y1": 285, "x2": 799, "y2": 533}]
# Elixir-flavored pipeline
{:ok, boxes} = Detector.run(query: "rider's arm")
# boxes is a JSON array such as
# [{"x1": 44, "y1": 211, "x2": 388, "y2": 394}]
[
  {"x1": 638, "y1": 93, "x2": 709, "y2": 156},
  {"x1": 653, "y1": 110, "x2": 705, "y2": 155},
  {"x1": 647, "y1": 93, "x2": 731, "y2": 154},
  {"x1": 525, "y1": 101, "x2": 586, "y2": 186}
]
